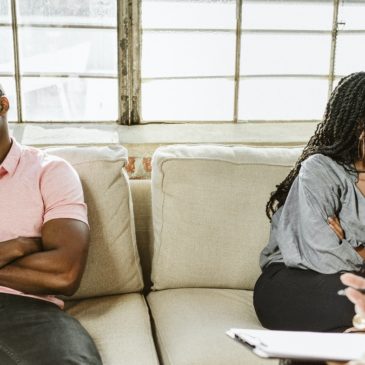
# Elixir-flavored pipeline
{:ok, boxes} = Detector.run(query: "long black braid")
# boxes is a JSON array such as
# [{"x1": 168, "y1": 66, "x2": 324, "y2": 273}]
[{"x1": 266, "y1": 72, "x2": 365, "y2": 221}]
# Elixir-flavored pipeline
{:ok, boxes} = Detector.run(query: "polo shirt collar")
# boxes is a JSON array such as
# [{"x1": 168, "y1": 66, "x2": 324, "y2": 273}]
[{"x1": 0, "y1": 138, "x2": 21, "y2": 177}]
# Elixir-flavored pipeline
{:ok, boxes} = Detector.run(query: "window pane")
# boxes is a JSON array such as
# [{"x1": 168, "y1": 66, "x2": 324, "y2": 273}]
[
  {"x1": 17, "y1": 0, "x2": 116, "y2": 26},
  {"x1": 338, "y1": 1, "x2": 365, "y2": 30},
  {"x1": 335, "y1": 33, "x2": 365, "y2": 75},
  {"x1": 22, "y1": 77, "x2": 117, "y2": 122},
  {"x1": 0, "y1": 77, "x2": 17, "y2": 122},
  {"x1": 0, "y1": 27, "x2": 14, "y2": 74},
  {"x1": 332, "y1": 77, "x2": 342, "y2": 92},
  {"x1": 240, "y1": 33, "x2": 331, "y2": 75},
  {"x1": 0, "y1": 0, "x2": 10, "y2": 23},
  {"x1": 142, "y1": 31, "x2": 235, "y2": 78},
  {"x1": 142, "y1": 79, "x2": 234, "y2": 121},
  {"x1": 239, "y1": 78, "x2": 328, "y2": 120},
  {"x1": 19, "y1": 28, "x2": 117, "y2": 75},
  {"x1": 141, "y1": 0, "x2": 236, "y2": 122},
  {"x1": 142, "y1": 0, "x2": 236, "y2": 30},
  {"x1": 242, "y1": 0, "x2": 333, "y2": 30}
]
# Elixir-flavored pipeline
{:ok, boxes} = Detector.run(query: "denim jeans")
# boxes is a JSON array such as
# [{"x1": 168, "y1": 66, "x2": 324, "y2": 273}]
[{"x1": 0, "y1": 293, "x2": 102, "y2": 365}]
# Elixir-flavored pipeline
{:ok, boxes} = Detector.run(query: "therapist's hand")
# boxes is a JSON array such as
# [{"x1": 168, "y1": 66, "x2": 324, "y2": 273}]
[{"x1": 340, "y1": 273, "x2": 365, "y2": 316}]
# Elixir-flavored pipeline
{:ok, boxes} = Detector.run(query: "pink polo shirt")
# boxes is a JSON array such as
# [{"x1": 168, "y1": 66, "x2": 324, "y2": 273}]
[{"x1": 0, "y1": 138, "x2": 88, "y2": 309}]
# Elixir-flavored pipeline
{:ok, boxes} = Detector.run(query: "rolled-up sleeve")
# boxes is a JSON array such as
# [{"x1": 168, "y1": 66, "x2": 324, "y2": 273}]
[
  {"x1": 279, "y1": 154, "x2": 363, "y2": 273},
  {"x1": 40, "y1": 158, "x2": 88, "y2": 226}
]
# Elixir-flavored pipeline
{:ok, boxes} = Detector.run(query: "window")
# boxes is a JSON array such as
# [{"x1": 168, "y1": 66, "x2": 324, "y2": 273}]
[
  {"x1": 141, "y1": 0, "x2": 236, "y2": 122},
  {"x1": 1, "y1": 0, "x2": 364, "y2": 124},
  {"x1": 336, "y1": 1, "x2": 365, "y2": 84},
  {"x1": 1, "y1": 0, "x2": 17, "y2": 122},
  {"x1": 2, "y1": 0, "x2": 117, "y2": 122},
  {"x1": 238, "y1": 0, "x2": 333, "y2": 121}
]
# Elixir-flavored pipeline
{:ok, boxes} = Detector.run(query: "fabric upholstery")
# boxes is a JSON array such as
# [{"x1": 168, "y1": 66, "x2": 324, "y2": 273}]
[
  {"x1": 46, "y1": 146, "x2": 144, "y2": 299},
  {"x1": 130, "y1": 180, "x2": 154, "y2": 292},
  {"x1": 151, "y1": 144, "x2": 302, "y2": 290},
  {"x1": 66, "y1": 293, "x2": 159, "y2": 365},
  {"x1": 147, "y1": 288, "x2": 278, "y2": 365}
]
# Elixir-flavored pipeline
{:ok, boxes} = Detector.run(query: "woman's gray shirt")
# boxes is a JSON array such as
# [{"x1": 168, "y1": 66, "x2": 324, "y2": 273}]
[{"x1": 260, "y1": 153, "x2": 365, "y2": 274}]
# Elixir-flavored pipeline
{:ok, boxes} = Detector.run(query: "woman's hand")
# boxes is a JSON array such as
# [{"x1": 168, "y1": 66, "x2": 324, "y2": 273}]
[
  {"x1": 328, "y1": 216, "x2": 345, "y2": 240},
  {"x1": 327, "y1": 216, "x2": 365, "y2": 259}
]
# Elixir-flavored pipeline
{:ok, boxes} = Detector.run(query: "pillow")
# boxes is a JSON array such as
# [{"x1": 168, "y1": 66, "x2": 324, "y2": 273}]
[
  {"x1": 151, "y1": 144, "x2": 302, "y2": 290},
  {"x1": 46, "y1": 145, "x2": 144, "y2": 299}
]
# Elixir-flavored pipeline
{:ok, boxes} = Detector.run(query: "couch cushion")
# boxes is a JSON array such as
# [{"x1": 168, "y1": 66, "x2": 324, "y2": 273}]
[
  {"x1": 151, "y1": 144, "x2": 301, "y2": 290},
  {"x1": 46, "y1": 146, "x2": 144, "y2": 299},
  {"x1": 66, "y1": 293, "x2": 159, "y2": 365},
  {"x1": 147, "y1": 288, "x2": 278, "y2": 365},
  {"x1": 130, "y1": 180, "x2": 154, "y2": 292}
]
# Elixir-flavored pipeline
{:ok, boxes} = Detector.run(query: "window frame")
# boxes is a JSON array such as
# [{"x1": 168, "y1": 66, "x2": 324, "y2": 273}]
[
  {"x1": 5, "y1": 0, "x2": 120, "y2": 124},
  {"x1": 3, "y1": 0, "x2": 362, "y2": 125},
  {"x1": 137, "y1": 0, "x2": 341, "y2": 125}
]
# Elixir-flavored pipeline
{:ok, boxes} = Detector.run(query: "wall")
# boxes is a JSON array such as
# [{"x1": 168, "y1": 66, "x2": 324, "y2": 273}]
[{"x1": 9, "y1": 122, "x2": 316, "y2": 179}]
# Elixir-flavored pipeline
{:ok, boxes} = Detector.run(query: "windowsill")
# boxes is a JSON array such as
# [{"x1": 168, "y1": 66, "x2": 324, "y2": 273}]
[{"x1": 9, "y1": 122, "x2": 317, "y2": 155}]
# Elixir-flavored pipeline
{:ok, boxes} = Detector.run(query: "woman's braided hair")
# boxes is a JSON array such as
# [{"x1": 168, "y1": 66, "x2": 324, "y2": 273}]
[{"x1": 266, "y1": 71, "x2": 365, "y2": 221}]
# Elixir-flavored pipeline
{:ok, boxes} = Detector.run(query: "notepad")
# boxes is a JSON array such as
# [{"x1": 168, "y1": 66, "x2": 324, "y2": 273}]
[{"x1": 226, "y1": 328, "x2": 365, "y2": 361}]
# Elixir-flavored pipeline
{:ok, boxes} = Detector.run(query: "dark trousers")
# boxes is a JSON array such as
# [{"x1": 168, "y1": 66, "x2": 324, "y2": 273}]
[
  {"x1": 253, "y1": 263, "x2": 361, "y2": 333},
  {"x1": 0, "y1": 293, "x2": 102, "y2": 365}
]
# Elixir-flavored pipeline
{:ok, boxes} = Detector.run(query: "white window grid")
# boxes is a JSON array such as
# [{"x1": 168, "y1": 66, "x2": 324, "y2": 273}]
[{"x1": 1, "y1": 0, "x2": 361, "y2": 125}]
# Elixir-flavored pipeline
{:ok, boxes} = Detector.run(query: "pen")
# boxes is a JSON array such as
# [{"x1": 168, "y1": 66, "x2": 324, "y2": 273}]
[{"x1": 338, "y1": 288, "x2": 365, "y2": 296}]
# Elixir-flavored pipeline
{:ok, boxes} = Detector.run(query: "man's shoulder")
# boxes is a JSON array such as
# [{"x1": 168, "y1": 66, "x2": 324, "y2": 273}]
[
  {"x1": 20, "y1": 144, "x2": 69, "y2": 167},
  {"x1": 19, "y1": 144, "x2": 74, "y2": 178}
]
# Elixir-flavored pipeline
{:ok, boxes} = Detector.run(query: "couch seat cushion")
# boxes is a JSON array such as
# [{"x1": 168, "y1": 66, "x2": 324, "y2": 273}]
[
  {"x1": 65, "y1": 293, "x2": 159, "y2": 365},
  {"x1": 147, "y1": 288, "x2": 278, "y2": 365}
]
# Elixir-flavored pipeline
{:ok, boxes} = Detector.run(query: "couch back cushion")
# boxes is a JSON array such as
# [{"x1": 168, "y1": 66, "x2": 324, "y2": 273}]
[
  {"x1": 46, "y1": 146, "x2": 144, "y2": 299},
  {"x1": 151, "y1": 145, "x2": 302, "y2": 290},
  {"x1": 130, "y1": 180, "x2": 154, "y2": 292}
]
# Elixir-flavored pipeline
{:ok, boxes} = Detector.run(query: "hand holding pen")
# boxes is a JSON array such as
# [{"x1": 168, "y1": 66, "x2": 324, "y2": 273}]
[
  {"x1": 339, "y1": 273, "x2": 365, "y2": 330},
  {"x1": 339, "y1": 273, "x2": 365, "y2": 314}
]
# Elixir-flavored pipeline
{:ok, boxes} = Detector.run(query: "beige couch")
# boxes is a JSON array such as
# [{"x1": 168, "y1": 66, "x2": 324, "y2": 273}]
[{"x1": 46, "y1": 144, "x2": 302, "y2": 365}]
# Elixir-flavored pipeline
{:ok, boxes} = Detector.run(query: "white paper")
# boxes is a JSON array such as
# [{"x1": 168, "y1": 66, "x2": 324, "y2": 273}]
[{"x1": 227, "y1": 328, "x2": 365, "y2": 361}]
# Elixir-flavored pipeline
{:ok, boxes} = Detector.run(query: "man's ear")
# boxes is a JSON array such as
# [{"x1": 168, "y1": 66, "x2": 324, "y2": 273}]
[{"x1": 0, "y1": 96, "x2": 9, "y2": 116}]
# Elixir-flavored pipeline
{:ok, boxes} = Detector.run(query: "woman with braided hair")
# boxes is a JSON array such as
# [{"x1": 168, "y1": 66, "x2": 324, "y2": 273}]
[{"x1": 253, "y1": 72, "x2": 365, "y2": 332}]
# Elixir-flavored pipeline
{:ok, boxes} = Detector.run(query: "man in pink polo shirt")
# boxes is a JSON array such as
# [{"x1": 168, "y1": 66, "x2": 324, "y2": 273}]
[{"x1": 0, "y1": 84, "x2": 102, "y2": 364}]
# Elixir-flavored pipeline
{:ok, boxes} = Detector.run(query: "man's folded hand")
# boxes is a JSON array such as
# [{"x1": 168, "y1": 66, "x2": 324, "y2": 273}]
[{"x1": 0, "y1": 237, "x2": 42, "y2": 268}]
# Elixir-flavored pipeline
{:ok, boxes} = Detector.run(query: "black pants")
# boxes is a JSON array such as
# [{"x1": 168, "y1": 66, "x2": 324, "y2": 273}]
[
  {"x1": 0, "y1": 293, "x2": 102, "y2": 365},
  {"x1": 253, "y1": 263, "x2": 362, "y2": 333}
]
